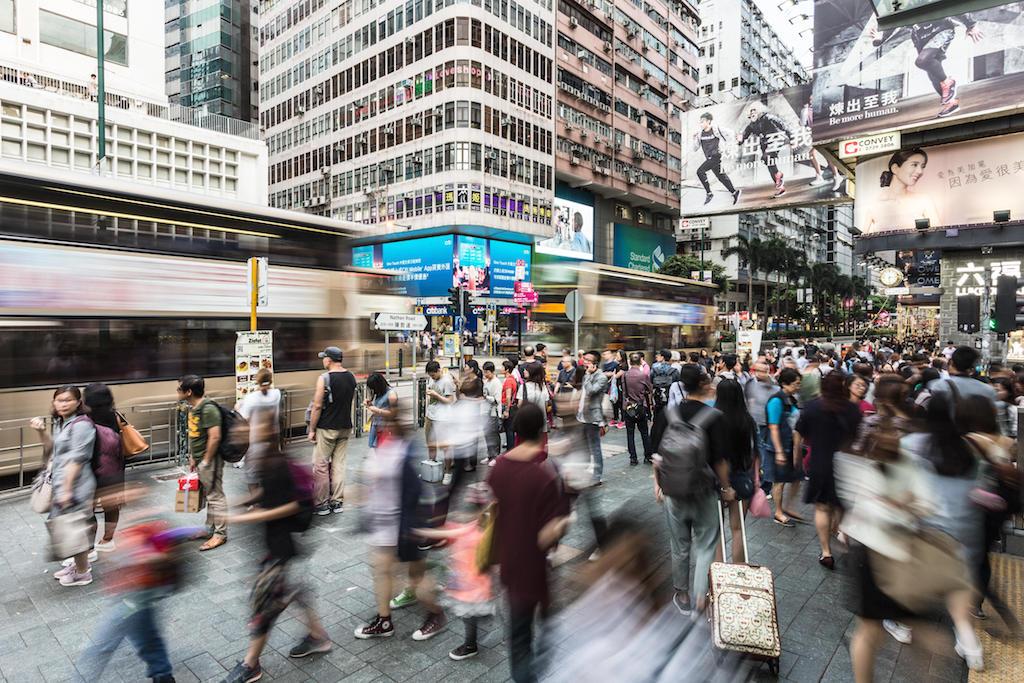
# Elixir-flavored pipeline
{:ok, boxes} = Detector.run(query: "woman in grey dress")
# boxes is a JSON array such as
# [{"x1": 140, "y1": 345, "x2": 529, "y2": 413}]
[{"x1": 30, "y1": 386, "x2": 97, "y2": 587}]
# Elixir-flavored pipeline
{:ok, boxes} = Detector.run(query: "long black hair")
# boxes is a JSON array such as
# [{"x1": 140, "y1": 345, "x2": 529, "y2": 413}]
[
  {"x1": 880, "y1": 148, "x2": 928, "y2": 187},
  {"x1": 924, "y1": 392, "x2": 976, "y2": 478},
  {"x1": 84, "y1": 383, "x2": 119, "y2": 433},
  {"x1": 715, "y1": 379, "x2": 752, "y2": 442}
]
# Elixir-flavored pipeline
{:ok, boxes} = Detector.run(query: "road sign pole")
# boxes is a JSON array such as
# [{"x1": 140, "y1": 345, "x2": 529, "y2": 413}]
[
  {"x1": 385, "y1": 332, "x2": 390, "y2": 377},
  {"x1": 573, "y1": 290, "x2": 580, "y2": 355},
  {"x1": 249, "y1": 257, "x2": 258, "y2": 332}
]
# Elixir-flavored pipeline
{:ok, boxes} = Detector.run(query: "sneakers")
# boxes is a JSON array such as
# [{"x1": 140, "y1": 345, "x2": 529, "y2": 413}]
[
  {"x1": 315, "y1": 503, "x2": 332, "y2": 516},
  {"x1": 809, "y1": 175, "x2": 829, "y2": 186},
  {"x1": 59, "y1": 569, "x2": 93, "y2": 587},
  {"x1": 53, "y1": 564, "x2": 76, "y2": 580},
  {"x1": 831, "y1": 173, "x2": 845, "y2": 193},
  {"x1": 411, "y1": 612, "x2": 448, "y2": 641},
  {"x1": 772, "y1": 186, "x2": 787, "y2": 198},
  {"x1": 441, "y1": 472, "x2": 453, "y2": 486},
  {"x1": 588, "y1": 549, "x2": 601, "y2": 562},
  {"x1": 732, "y1": 189, "x2": 741, "y2": 205},
  {"x1": 389, "y1": 588, "x2": 418, "y2": 610},
  {"x1": 938, "y1": 99, "x2": 960, "y2": 118},
  {"x1": 939, "y1": 77, "x2": 958, "y2": 104},
  {"x1": 672, "y1": 592, "x2": 692, "y2": 616},
  {"x1": 330, "y1": 501, "x2": 344, "y2": 514},
  {"x1": 354, "y1": 615, "x2": 394, "y2": 639},
  {"x1": 772, "y1": 171, "x2": 786, "y2": 198},
  {"x1": 704, "y1": 192, "x2": 714, "y2": 205},
  {"x1": 222, "y1": 660, "x2": 262, "y2": 683},
  {"x1": 882, "y1": 619, "x2": 912, "y2": 645},
  {"x1": 95, "y1": 539, "x2": 116, "y2": 553},
  {"x1": 449, "y1": 643, "x2": 479, "y2": 661},
  {"x1": 288, "y1": 634, "x2": 332, "y2": 658},
  {"x1": 417, "y1": 539, "x2": 448, "y2": 551},
  {"x1": 955, "y1": 639, "x2": 984, "y2": 671}
]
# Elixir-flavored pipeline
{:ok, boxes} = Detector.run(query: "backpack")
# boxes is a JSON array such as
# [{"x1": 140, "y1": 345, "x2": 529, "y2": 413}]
[
  {"x1": 651, "y1": 366, "x2": 677, "y2": 407},
  {"x1": 654, "y1": 405, "x2": 719, "y2": 499},
  {"x1": 79, "y1": 415, "x2": 123, "y2": 485},
  {"x1": 304, "y1": 372, "x2": 334, "y2": 424},
  {"x1": 287, "y1": 460, "x2": 315, "y2": 532},
  {"x1": 213, "y1": 402, "x2": 249, "y2": 463}
]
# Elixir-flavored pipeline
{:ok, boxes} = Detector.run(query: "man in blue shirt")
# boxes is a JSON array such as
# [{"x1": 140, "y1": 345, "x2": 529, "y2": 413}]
[{"x1": 569, "y1": 211, "x2": 591, "y2": 253}]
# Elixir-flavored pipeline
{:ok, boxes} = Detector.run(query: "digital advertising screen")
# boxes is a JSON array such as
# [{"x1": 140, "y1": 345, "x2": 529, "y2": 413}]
[
  {"x1": 535, "y1": 197, "x2": 595, "y2": 260},
  {"x1": 855, "y1": 131, "x2": 1024, "y2": 233},
  {"x1": 682, "y1": 85, "x2": 851, "y2": 217},
  {"x1": 813, "y1": 1, "x2": 1024, "y2": 143},
  {"x1": 453, "y1": 235, "x2": 490, "y2": 293},
  {"x1": 489, "y1": 240, "x2": 532, "y2": 299}
]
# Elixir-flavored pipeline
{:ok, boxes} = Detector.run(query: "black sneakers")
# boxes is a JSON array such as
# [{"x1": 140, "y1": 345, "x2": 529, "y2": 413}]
[
  {"x1": 222, "y1": 661, "x2": 262, "y2": 683},
  {"x1": 354, "y1": 615, "x2": 395, "y2": 639},
  {"x1": 412, "y1": 611, "x2": 448, "y2": 641},
  {"x1": 288, "y1": 634, "x2": 332, "y2": 658},
  {"x1": 449, "y1": 643, "x2": 479, "y2": 660}
]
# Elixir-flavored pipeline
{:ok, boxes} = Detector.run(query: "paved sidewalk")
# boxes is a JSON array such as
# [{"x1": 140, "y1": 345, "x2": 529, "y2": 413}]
[{"x1": 0, "y1": 426, "x2": 975, "y2": 682}]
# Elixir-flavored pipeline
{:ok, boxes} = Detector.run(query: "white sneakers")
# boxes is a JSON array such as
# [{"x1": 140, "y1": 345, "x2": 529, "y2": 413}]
[
  {"x1": 53, "y1": 564, "x2": 92, "y2": 586},
  {"x1": 95, "y1": 539, "x2": 116, "y2": 552},
  {"x1": 955, "y1": 639, "x2": 984, "y2": 671},
  {"x1": 882, "y1": 620, "x2": 912, "y2": 645}
]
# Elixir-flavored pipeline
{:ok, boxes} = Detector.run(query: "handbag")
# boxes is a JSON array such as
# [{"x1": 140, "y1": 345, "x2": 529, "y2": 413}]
[
  {"x1": 30, "y1": 462, "x2": 53, "y2": 514},
  {"x1": 116, "y1": 410, "x2": 149, "y2": 457},
  {"x1": 870, "y1": 528, "x2": 970, "y2": 613},
  {"x1": 46, "y1": 510, "x2": 92, "y2": 561},
  {"x1": 475, "y1": 503, "x2": 499, "y2": 573},
  {"x1": 622, "y1": 373, "x2": 642, "y2": 420},
  {"x1": 749, "y1": 470, "x2": 772, "y2": 519}
]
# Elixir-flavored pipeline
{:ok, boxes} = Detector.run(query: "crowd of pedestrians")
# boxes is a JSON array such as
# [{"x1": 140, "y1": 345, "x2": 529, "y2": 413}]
[{"x1": 26, "y1": 336, "x2": 1022, "y2": 682}]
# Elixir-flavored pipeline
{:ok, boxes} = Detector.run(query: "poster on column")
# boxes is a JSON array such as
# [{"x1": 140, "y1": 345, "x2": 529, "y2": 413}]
[
  {"x1": 681, "y1": 85, "x2": 851, "y2": 217},
  {"x1": 736, "y1": 329, "x2": 763, "y2": 360},
  {"x1": 235, "y1": 331, "x2": 273, "y2": 402},
  {"x1": 812, "y1": 1, "x2": 1024, "y2": 143}
]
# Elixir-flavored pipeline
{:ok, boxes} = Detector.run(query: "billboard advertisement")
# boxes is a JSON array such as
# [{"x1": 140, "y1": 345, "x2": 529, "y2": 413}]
[
  {"x1": 612, "y1": 224, "x2": 676, "y2": 273},
  {"x1": 536, "y1": 196, "x2": 595, "y2": 260},
  {"x1": 813, "y1": 1, "x2": 1024, "y2": 143},
  {"x1": 682, "y1": 86, "x2": 851, "y2": 217},
  {"x1": 352, "y1": 235, "x2": 531, "y2": 298},
  {"x1": 855, "y1": 132, "x2": 1024, "y2": 233}
]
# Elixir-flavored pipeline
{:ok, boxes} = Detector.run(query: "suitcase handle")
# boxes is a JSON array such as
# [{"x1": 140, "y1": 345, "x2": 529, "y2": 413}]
[{"x1": 717, "y1": 499, "x2": 749, "y2": 565}]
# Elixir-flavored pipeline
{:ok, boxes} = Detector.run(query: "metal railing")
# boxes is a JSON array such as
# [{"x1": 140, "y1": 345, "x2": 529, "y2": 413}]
[{"x1": 0, "y1": 63, "x2": 260, "y2": 139}]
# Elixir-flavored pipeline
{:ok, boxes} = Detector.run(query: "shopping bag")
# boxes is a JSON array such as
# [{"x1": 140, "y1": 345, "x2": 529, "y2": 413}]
[
  {"x1": 30, "y1": 463, "x2": 53, "y2": 514},
  {"x1": 749, "y1": 471, "x2": 771, "y2": 519},
  {"x1": 47, "y1": 510, "x2": 91, "y2": 561}
]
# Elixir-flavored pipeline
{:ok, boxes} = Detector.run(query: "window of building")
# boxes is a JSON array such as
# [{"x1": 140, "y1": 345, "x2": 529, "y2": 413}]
[
  {"x1": 39, "y1": 10, "x2": 128, "y2": 66},
  {"x1": 718, "y1": 81, "x2": 725, "y2": 90},
  {"x1": 731, "y1": 77, "x2": 739, "y2": 87},
  {"x1": 704, "y1": 84, "x2": 712, "y2": 95},
  {"x1": 0, "y1": 0, "x2": 13, "y2": 33},
  {"x1": 709, "y1": 44, "x2": 715, "y2": 57}
]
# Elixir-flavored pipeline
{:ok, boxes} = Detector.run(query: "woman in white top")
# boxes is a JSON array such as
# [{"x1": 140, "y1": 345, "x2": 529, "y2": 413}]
[
  {"x1": 518, "y1": 363, "x2": 551, "y2": 434},
  {"x1": 237, "y1": 368, "x2": 282, "y2": 495}
]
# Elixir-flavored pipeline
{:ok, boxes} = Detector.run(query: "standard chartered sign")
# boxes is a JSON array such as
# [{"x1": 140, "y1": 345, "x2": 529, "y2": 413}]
[{"x1": 613, "y1": 224, "x2": 676, "y2": 273}]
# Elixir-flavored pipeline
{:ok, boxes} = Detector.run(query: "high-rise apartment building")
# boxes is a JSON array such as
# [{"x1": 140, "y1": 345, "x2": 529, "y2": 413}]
[
  {"x1": 165, "y1": 0, "x2": 259, "y2": 122},
  {"x1": 554, "y1": 0, "x2": 700, "y2": 234},
  {"x1": 1, "y1": 0, "x2": 267, "y2": 201},
  {"x1": 260, "y1": 0, "x2": 558, "y2": 239}
]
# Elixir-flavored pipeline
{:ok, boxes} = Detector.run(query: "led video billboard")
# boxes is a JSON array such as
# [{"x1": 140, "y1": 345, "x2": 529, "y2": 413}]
[{"x1": 535, "y1": 196, "x2": 595, "y2": 260}]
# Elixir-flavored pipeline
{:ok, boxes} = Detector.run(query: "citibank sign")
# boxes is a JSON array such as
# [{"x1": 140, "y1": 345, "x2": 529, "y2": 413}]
[{"x1": 838, "y1": 131, "x2": 901, "y2": 159}]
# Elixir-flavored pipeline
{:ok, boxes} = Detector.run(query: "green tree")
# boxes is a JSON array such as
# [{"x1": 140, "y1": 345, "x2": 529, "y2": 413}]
[{"x1": 658, "y1": 253, "x2": 729, "y2": 293}]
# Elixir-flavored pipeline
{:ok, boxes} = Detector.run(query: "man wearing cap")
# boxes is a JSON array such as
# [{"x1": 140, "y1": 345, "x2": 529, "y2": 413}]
[{"x1": 308, "y1": 347, "x2": 357, "y2": 514}]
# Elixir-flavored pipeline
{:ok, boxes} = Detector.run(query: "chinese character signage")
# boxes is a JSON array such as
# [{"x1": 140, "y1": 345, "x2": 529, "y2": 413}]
[
  {"x1": 954, "y1": 259, "x2": 1023, "y2": 297},
  {"x1": 682, "y1": 85, "x2": 852, "y2": 217},
  {"x1": 856, "y1": 131, "x2": 1024, "y2": 233},
  {"x1": 813, "y1": 1, "x2": 1024, "y2": 143}
]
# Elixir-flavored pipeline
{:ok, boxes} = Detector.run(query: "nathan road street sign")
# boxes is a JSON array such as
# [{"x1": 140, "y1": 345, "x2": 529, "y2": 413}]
[{"x1": 373, "y1": 312, "x2": 428, "y2": 331}]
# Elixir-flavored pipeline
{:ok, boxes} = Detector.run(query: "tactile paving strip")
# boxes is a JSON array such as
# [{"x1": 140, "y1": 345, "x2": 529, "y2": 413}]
[{"x1": 972, "y1": 553, "x2": 1024, "y2": 682}]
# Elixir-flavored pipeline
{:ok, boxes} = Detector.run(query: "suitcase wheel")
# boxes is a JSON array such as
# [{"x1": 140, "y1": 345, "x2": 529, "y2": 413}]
[{"x1": 768, "y1": 658, "x2": 780, "y2": 676}]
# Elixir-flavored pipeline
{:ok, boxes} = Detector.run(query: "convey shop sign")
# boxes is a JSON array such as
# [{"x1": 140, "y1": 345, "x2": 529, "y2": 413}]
[{"x1": 839, "y1": 132, "x2": 901, "y2": 159}]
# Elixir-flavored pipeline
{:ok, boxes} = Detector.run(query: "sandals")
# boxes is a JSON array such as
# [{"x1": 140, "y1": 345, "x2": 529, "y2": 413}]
[
  {"x1": 782, "y1": 510, "x2": 808, "y2": 524},
  {"x1": 773, "y1": 517, "x2": 795, "y2": 528}
]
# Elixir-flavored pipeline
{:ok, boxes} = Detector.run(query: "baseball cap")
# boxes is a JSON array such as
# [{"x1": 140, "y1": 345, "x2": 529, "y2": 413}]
[{"x1": 318, "y1": 346, "x2": 343, "y2": 362}]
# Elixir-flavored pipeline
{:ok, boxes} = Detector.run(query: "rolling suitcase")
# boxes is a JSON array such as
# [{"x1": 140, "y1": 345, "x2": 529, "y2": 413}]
[
  {"x1": 707, "y1": 501, "x2": 781, "y2": 675},
  {"x1": 419, "y1": 458, "x2": 443, "y2": 483}
]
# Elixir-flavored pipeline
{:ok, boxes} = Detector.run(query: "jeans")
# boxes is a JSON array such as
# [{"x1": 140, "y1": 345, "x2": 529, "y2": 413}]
[
  {"x1": 756, "y1": 425, "x2": 772, "y2": 492},
  {"x1": 313, "y1": 427, "x2": 351, "y2": 505},
  {"x1": 663, "y1": 492, "x2": 720, "y2": 600},
  {"x1": 582, "y1": 423, "x2": 603, "y2": 481},
  {"x1": 503, "y1": 408, "x2": 517, "y2": 453},
  {"x1": 197, "y1": 456, "x2": 227, "y2": 538},
  {"x1": 624, "y1": 408, "x2": 652, "y2": 462},
  {"x1": 508, "y1": 601, "x2": 538, "y2": 683},
  {"x1": 76, "y1": 589, "x2": 173, "y2": 681},
  {"x1": 483, "y1": 415, "x2": 501, "y2": 460}
]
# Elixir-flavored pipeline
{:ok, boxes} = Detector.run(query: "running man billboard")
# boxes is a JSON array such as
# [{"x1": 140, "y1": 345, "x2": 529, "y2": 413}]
[
  {"x1": 813, "y1": 1, "x2": 1024, "y2": 143},
  {"x1": 681, "y1": 86, "x2": 851, "y2": 217},
  {"x1": 855, "y1": 131, "x2": 1024, "y2": 233}
]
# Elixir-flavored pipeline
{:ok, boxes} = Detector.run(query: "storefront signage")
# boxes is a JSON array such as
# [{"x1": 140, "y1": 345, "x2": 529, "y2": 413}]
[
  {"x1": 839, "y1": 132, "x2": 901, "y2": 159},
  {"x1": 954, "y1": 260, "x2": 1024, "y2": 297},
  {"x1": 612, "y1": 224, "x2": 676, "y2": 273}
]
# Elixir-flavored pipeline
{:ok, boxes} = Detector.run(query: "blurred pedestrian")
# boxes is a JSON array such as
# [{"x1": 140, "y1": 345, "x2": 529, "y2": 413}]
[
  {"x1": 412, "y1": 485, "x2": 496, "y2": 661},
  {"x1": 488, "y1": 404, "x2": 570, "y2": 682},
  {"x1": 796, "y1": 372, "x2": 862, "y2": 569},
  {"x1": 365, "y1": 372, "x2": 398, "y2": 451},
  {"x1": 651, "y1": 349, "x2": 679, "y2": 419},
  {"x1": 307, "y1": 347, "x2": 357, "y2": 515},
  {"x1": 651, "y1": 365, "x2": 733, "y2": 614},
  {"x1": 714, "y1": 379, "x2": 758, "y2": 563},
  {"x1": 424, "y1": 360, "x2": 457, "y2": 479},
  {"x1": 481, "y1": 362, "x2": 503, "y2": 464},
  {"x1": 357, "y1": 409, "x2": 445, "y2": 640},
  {"x1": 517, "y1": 363, "x2": 552, "y2": 447},
  {"x1": 84, "y1": 383, "x2": 124, "y2": 552},
  {"x1": 31, "y1": 386, "x2": 97, "y2": 586},
  {"x1": 847, "y1": 374, "x2": 874, "y2": 415},
  {"x1": 580, "y1": 351, "x2": 610, "y2": 484},
  {"x1": 237, "y1": 369, "x2": 281, "y2": 496},
  {"x1": 177, "y1": 375, "x2": 227, "y2": 550},
  {"x1": 222, "y1": 412, "x2": 329, "y2": 683},
  {"x1": 745, "y1": 359, "x2": 776, "y2": 495}
]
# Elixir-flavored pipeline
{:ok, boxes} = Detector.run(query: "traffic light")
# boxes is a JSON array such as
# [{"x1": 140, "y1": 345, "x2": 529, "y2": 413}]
[
  {"x1": 447, "y1": 286, "x2": 461, "y2": 314},
  {"x1": 957, "y1": 294, "x2": 980, "y2": 334},
  {"x1": 993, "y1": 275, "x2": 1024, "y2": 333}
]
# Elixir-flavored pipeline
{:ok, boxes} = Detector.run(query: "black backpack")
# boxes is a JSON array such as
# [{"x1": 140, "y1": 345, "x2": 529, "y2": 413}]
[{"x1": 214, "y1": 402, "x2": 250, "y2": 463}]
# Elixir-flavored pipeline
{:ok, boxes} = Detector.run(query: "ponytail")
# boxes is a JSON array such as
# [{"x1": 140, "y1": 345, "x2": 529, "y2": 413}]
[{"x1": 879, "y1": 170, "x2": 893, "y2": 187}]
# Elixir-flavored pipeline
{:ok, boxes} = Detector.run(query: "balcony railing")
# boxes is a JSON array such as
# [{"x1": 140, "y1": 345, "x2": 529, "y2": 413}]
[{"x1": 0, "y1": 62, "x2": 259, "y2": 140}]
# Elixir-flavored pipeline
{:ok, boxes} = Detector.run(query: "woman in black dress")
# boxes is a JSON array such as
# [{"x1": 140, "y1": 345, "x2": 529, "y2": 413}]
[{"x1": 794, "y1": 372, "x2": 862, "y2": 569}]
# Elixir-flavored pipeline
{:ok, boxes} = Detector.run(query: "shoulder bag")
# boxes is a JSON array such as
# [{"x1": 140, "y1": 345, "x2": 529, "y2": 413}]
[
  {"x1": 30, "y1": 461, "x2": 53, "y2": 514},
  {"x1": 116, "y1": 410, "x2": 149, "y2": 457}
]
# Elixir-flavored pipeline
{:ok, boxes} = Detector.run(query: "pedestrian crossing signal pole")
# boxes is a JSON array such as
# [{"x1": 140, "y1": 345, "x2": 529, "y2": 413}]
[{"x1": 250, "y1": 258, "x2": 259, "y2": 331}]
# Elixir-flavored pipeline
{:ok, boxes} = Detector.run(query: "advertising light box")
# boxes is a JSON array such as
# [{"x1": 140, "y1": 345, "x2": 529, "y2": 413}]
[
  {"x1": 612, "y1": 224, "x2": 676, "y2": 273},
  {"x1": 536, "y1": 197, "x2": 595, "y2": 260}
]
